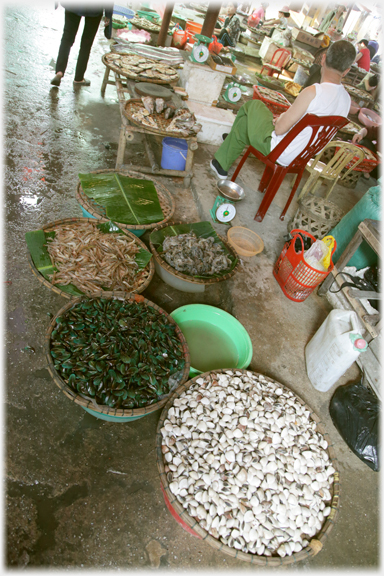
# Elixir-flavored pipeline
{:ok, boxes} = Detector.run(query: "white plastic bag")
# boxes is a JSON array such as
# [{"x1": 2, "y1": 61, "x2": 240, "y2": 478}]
[
  {"x1": 305, "y1": 309, "x2": 367, "y2": 392},
  {"x1": 303, "y1": 236, "x2": 336, "y2": 271}
]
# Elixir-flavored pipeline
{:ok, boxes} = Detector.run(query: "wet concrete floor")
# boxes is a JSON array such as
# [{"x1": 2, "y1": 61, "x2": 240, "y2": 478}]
[{"x1": 4, "y1": 5, "x2": 379, "y2": 571}]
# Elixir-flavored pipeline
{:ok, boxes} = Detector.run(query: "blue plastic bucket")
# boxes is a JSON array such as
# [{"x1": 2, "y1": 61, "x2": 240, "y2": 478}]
[{"x1": 161, "y1": 138, "x2": 188, "y2": 171}]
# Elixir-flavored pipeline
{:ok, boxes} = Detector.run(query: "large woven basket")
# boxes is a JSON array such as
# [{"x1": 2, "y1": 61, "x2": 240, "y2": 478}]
[
  {"x1": 123, "y1": 99, "x2": 198, "y2": 138},
  {"x1": 156, "y1": 369, "x2": 340, "y2": 566},
  {"x1": 149, "y1": 221, "x2": 240, "y2": 286},
  {"x1": 102, "y1": 53, "x2": 179, "y2": 85},
  {"x1": 289, "y1": 196, "x2": 344, "y2": 239},
  {"x1": 76, "y1": 169, "x2": 175, "y2": 233},
  {"x1": 27, "y1": 217, "x2": 155, "y2": 300},
  {"x1": 45, "y1": 294, "x2": 191, "y2": 418}
]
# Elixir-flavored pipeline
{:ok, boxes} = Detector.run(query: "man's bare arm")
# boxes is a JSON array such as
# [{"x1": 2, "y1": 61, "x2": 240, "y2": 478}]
[{"x1": 273, "y1": 85, "x2": 316, "y2": 135}]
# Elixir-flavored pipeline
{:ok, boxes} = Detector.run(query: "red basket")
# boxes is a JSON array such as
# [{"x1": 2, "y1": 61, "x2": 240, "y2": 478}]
[
  {"x1": 252, "y1": 85, "x2": 290, "y2": 115},
  {"x1": 342, "y1": 144, "x2": 380, "y2": 173},
  {"x1": 273, "y1": 229, "x2": 336, "y2": 302}
]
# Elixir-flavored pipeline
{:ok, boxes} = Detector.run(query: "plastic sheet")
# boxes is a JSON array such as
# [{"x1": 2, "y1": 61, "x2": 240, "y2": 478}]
[{"x1": 330, "y1": 379, "x2": 380, "y2": 471}]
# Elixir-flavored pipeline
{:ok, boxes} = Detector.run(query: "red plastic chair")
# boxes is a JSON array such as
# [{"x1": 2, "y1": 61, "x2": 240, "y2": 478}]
[
  {"x1": 230, "y1": 114, "x2": 348, "y2": 222},
  {"x1": 261, "y1": 48, "x2": 291, "y2": 78}
]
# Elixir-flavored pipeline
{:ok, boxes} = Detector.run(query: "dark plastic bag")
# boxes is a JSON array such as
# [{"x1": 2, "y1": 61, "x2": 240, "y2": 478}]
[{"x1": 330, "y1": 379, "x2": 380, "y2": 471}]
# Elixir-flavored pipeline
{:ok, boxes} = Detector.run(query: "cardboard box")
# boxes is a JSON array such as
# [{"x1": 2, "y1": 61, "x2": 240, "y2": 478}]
[
  {"x1": 291, "y1": 28, "x2": 324, "y2": 49},
  {"x1": 207, "y1": 54, "x2": 237, "y2": 76}
]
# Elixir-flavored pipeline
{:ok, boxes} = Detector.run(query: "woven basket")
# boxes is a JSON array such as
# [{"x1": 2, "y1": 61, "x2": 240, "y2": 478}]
[
  {"x1": 156, "y1": 369, "x2": 340, "y2": 565},
  {"x1": 76, "y1": 169, "x2": 175, "y2": 233},
  {"x1": 149, "y1": 221, "x2": 240, "y2": 286},
  {"x1": 123, "y1": 99, "x2": 197, "y2": 138},
  {"x1": 289, "y1": 196, "x2": 344, "y2": 239},
  {"x1": 102, "y1": 54, "x2": 179, "y2": 85},
  {"x1": 27, "y1": 217, "x2": 155, "y2": 300},
  {"x1": 45, "y1": 294, "x2": 191, "y2": 418}
]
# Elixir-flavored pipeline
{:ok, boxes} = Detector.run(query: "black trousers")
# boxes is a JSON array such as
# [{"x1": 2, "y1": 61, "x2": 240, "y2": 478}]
[{"x1": 56, "y1": 10, "x2": 102, "y2": 81}]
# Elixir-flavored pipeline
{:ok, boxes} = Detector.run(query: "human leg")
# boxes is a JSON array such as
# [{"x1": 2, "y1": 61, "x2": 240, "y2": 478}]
[
  {"x1": 217, "y1": 31, "x2": 234, "y2": 47},
  {"x1": 74, "y1": 14, "x2": 102, "y2": 83},
  {"x1": 55, "y1": 11, "x2": 81, "y2": 76},
  {"x1": 213, "y1": 100, "x2": 274, "y2": 172}
]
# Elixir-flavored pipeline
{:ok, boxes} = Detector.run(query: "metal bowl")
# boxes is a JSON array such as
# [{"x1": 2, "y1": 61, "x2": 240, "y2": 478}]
[{"x1": 217, "y1": 179, "x2": 245, "y2": 202}]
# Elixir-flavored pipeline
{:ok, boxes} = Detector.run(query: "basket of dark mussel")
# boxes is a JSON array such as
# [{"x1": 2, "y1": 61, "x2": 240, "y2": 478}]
[
  {"x1": 156, "y1": 369, "x2": 340, "y2": 565},
  {"x1": 149, "y1": 221, "x2": 240, "y2": 290},
  {"x1": 45, "y1": 294, "x2": 191, "y2": 421},
  {"x1": 25, "y1": 217, "x2": 155, "y2": 300},
  {"x1": 76, "y1": 169, "x2": 175, "y2": 236}
]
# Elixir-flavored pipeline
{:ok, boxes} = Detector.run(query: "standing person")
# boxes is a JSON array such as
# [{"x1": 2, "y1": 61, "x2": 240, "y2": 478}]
[
  {"x1": 210, "y1": 40, "x2": 356, "y2": 179},
  {"x1": 318, "y1": 4, "x2": 345, "y2": 34},
  {"x1": 214, "y1": 2, "x2": 241, "y2": 48},
  {"x1": 355, "y1": 39, "x2": 371, "y2": 72},
  {"x1": 263, "y1": 5, "x2": 290, "y2": 30},
  {"x1": 247, "y1": 2, "x2": 268, "y2": 29},
  {"x1": 51, "y1": 3, "x2": 113, "y2": 87},
  {"x1": 367, "y1": 40, "x2": 379, "y2": 60},
  {"x1": 302, "y1": 42, "x2": 330, "y2": 88}
]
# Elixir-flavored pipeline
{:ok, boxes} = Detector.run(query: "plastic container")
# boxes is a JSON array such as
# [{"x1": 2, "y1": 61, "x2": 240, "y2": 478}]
[
  {"x1": 305, "y1": 309, "x2": 367, "y2": 392},
  {"x1": 252, "y1": 85, "x2": 290, "y2": 115},
  {"x1": 154, "y1": 259, "x2": 205, "y2": 293},
  {"x1": 161, "y1": 137, "x2": 188, "y2": 171},
  {"x1": 273, "y1": 229, "x2": 336, "y2": 302},
  {"x1": 113, "y1": 5, "x2": 135, "y2": 19},
  {"x1": 227, "y1": 226, "x2": 264, "y2": 257},
  {"x1": 358, "y1": 107, "x2": 381, "y2": 128},
  {"x1": 293, "y1": 64, "x2": 309, "y2": 86},
  {"x1": 170, "y1": 304, "x2": 253, "y2": 377}
]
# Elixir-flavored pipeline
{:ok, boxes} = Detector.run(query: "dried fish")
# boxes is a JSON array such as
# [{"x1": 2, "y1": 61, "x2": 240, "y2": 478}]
[
  {"x1": 155, "y1": 98, "x2": 166, "y2": 114},
  {"x1": 46, "y1": 222, "x2": 150, "y2": 294},
  {"x1": 141, "y1": 96, "x2": 155, "y2": 114}
]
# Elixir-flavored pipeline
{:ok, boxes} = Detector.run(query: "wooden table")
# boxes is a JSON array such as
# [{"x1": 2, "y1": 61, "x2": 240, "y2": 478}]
[
  {"x1": 101, "y1": 65, "x2": 198, "y2": 187},
  {"x1": 318, "y1": 219, "x2": 381, "y2": 339}
]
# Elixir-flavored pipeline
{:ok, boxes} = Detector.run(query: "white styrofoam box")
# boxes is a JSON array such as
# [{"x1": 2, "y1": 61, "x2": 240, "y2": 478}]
[
  {"x1": 187, "y1": 100, "x2": 236, "y2": 145},
  {"x1": 259, "y1": 37, "x2": 292, "y2": 63},
  {"x1": 179, "y1": 59, "x2": 227, "y2": 106}
]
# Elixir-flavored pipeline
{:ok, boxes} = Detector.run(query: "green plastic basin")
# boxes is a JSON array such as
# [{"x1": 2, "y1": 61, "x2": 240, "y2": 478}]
[{"x1": 170, "y1": 304, "x2": 252, "y2": 377}]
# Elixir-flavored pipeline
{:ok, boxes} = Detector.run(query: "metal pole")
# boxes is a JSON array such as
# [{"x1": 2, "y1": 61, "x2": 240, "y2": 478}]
[
  {"x1": 157, "y1": 2, "x2": 175, "y2": 47},
  {"x1": 201, "y1": 2, "x2": 222, "y2": 39}
]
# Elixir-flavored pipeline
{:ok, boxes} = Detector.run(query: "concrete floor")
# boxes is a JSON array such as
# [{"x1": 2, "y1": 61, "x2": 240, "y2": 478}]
[{"x1": 5, "y1": 5, "x2": 379, "y2": 570}]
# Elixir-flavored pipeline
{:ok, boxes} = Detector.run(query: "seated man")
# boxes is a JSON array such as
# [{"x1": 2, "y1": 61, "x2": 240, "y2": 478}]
[{"x1": 210, "y1": 40, "x2": 356, "y2": 179}]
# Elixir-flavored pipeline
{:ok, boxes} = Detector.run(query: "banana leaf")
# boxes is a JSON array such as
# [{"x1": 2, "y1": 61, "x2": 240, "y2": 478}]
[
  {"x1": 25, "y1": 222, "x2": 152, "y2": 297},
  {"x1": 78, "y1": 172, "x2": 164, "y2": 225},
  {"x1": 150, "y1": 221, "x2": 238, "y2": 279}
]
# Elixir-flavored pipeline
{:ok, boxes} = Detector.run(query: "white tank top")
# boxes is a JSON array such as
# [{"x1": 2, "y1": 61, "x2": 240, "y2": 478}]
[{"x1": 270, "y1": 83, "x2": 351, "y2": 167}]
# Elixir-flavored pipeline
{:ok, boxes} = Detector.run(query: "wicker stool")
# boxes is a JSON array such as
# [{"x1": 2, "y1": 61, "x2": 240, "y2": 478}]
[
  {"x1": 289, "y1": 196, "x2": 344, "y2": 239},
  {"x1": 338, "y1": 168, "x2": 361, "y2": 189}
]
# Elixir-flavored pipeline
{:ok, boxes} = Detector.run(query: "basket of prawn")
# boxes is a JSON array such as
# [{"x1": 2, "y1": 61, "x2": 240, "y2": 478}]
[
  {"x1": 45, "y1": 294, "x2": 191, "y2": 422},
  {"x1": 76, "y1": 169, "x2": 175, "y2": 236},
  {"x1": 149, "y1": 221, "x2": 239, "y2": 291},
  {"x1": 25, "y1": 217, "x2": 155, "y2": 300},
  {"x1": 156, "y1": 369, "x2": 340, "y2": 565}
]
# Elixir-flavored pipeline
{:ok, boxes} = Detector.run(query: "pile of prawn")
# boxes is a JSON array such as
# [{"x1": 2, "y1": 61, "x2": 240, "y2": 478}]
[{"x1": 46, "y1": 223, "x2": 150, "y2": 294}]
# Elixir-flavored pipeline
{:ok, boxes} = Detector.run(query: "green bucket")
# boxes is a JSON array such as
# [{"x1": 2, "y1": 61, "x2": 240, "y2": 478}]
[{"x1": 170, "y1": 304, "x2": 253, "y2": 377}]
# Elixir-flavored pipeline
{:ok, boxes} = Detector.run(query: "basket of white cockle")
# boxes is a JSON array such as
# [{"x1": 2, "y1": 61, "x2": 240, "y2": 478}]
[{"x1": 156, "y1": 369, "x2": 339, "y2": 565}]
